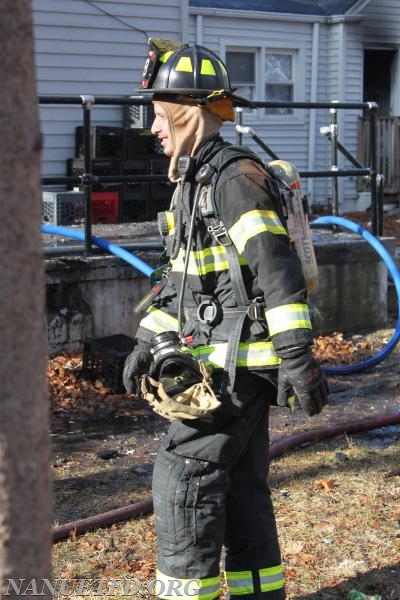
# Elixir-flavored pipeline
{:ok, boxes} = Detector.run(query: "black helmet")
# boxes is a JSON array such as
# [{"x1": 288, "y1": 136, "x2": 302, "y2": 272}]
[{"x1": 141, "y1": 38, "x2": 254, "y2": 107}]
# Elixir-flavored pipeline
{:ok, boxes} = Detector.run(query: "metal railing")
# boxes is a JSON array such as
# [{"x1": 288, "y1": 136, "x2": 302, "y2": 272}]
[
  {"x1": 235, "y1": 100, "x2": 382, "y2": 235},
  {"x1": 40, "y1": 96, "x2": 382, "y2": 256}
]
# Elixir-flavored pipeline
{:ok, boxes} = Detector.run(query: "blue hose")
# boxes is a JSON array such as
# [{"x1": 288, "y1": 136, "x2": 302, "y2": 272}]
[
  {"x1": 41, "y1": 224, "x2": 155, "y2": 279},
  {"x1": 313, "y1": 215, "x2": 400, "y2": 375},
  {"x1": 42, "y1": 219, "x2": 400, "y2": 375}
]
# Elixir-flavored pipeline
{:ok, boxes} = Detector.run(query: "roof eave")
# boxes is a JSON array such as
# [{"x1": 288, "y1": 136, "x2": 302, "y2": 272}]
[
  {"x1": 189, "y1": 7, "x2": 363, "y2": 22},
  {"x1": 345, "y1": 0, "x2": 373, "y2": 16}
]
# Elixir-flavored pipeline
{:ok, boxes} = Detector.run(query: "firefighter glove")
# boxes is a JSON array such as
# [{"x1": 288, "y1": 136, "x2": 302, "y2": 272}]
[
  {"x1": 123, "y1": 340, "x2": 153, "y2": 394},
  {"x1": 277, "y1": 350, "x2": 329, "y2": 416}
]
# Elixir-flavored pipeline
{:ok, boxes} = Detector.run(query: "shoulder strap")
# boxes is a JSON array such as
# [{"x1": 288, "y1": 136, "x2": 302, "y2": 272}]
[{"x1": 207, "y1": 144, "x2": 265, "y2": 219}]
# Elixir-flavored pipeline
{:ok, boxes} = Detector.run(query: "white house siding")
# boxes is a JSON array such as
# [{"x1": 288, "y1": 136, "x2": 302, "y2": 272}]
[
  {"x1": 33, "y1": 0, "x2": 184, "y2": 178},
  {"x1": 188, "y1": 9, "x2": 344, "y2": 206},
  {"x1": 339, "y1": 0, "x2": 400, "y2": 209},
  {"x1": 357, "y1": 0, "x2": 400, "y2": 44}
]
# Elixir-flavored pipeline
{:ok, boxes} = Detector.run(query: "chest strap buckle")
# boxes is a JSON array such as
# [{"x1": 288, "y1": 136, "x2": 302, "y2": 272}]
[
  {"x1": 247, "y1": 297, "x2": 266, "y2": 321},
  {"x1": 196, "y1": 299, "x2": 223, "y2": 326}
]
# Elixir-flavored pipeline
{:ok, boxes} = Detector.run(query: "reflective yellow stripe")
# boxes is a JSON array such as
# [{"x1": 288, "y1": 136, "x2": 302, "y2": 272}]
[
  {"x1": 156, "y1": 571, "x2": 220, "y2": 600},
  {"x1": 191, "y1": 341, "x2": 280, "y2": 369},
  {"x1": 201, "y1": 58, "x2": 216, "y2": 76},
  {"x1": 265, "y1": 303, "x2": 312, "y2": 336},
  {"x1": 175, "y1": 56, "x2": 193, "y2": 72},
  {"x1": 218, "y1": 59, "x2": 228, "y2": 76},
  {"x1": 160, "y1": 51, "x2": 174, "y2": 63},
  {"x1": 225, "y1": 571, "x2": 254, "y2": 596},
  {"x1": 165, "y1": 211, "x2": 175, "y2": 235},
  {"x1": 229, "y1": 209, "x2": 287, "y2": 254},
  {"x1": 140, "y1": 306, "x2": 179, "y2": 335},
  {"x1": 172, "y1": 246, "x2": 248, "y2": 276},
  {"x1": 259, "y1": 564, "x2": 285, "y2": 592}
]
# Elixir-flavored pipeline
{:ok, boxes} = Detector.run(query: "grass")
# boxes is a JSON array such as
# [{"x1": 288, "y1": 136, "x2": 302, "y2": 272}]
[{"x1": 51, "y1": 435, "x2": 400, "y2": 600}]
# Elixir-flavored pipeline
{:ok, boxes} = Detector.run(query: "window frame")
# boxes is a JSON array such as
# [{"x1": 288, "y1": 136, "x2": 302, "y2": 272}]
[{"x1": 222, "y1": 40, "x2": 306, "y2": 124}]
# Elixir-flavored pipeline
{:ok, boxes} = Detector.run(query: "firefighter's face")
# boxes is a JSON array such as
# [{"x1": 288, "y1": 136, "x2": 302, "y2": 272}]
[{"x1": 151, "y1": 102, "x2": 174, "y2": 157}]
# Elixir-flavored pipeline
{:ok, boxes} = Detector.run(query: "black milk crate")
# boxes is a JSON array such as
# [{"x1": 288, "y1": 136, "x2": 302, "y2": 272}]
[
  {"x1": 124, "y1": 128, "x2": 163, "y2": 159},
  {"x1": 123, "y1": 100, "x2": 155, "y2": 129},
  {"x1": 42, "y1": 191, "x2": 85, "y2": 225},
  {"x1": 75, "y1": 125, "x2": 125, "y2": 159},
  {"x1": 119, "y1": 183, "x2": 151, "y2": 222},
  {"x1": 81, "y1": 334, "x2": 137, "y2": 393},
  {"x1": 66, "y1": 157, "x2": 122, "y2": 191}
]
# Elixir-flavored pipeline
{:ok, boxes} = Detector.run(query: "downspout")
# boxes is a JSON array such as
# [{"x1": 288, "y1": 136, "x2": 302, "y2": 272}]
[
  {"x1": 307, "y1": 22, "x2": 320, "y2": 203},
  {"x1": 336, "y1": 20, "x2": 346, "y2": 206},
  {"x1": 196, "y1": 14, "x2": 203, "y2": 45},
  {"x1": 180, "y1": 0, "x2": 189, "y2": 41}
]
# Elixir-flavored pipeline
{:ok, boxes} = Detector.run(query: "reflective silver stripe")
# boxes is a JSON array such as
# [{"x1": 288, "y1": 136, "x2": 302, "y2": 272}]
[
  {"x1": 259, "y1": 564, "x2": 285, "y2": 592},
  {"x1": 140, "y1": 306, "x2": 179, "y2": 335},
  {"x1": 191, "y1": 341, "x2": 280, "y2": 368},
  {"x1": 229, "y1": 209, "x2": 287, "y2": 254},
  {"x1": 172, "y1": 246, "x2": 248, "y2": 276},
  {"x1": 225, "y1": 571, "x2": 254, "y2": 595},
  {"x1": 265, "y1": 303, "x2": 312, "y2": 336},
  {"x1": 156, "y1": 570, "x2": 220, "y2": 600}
]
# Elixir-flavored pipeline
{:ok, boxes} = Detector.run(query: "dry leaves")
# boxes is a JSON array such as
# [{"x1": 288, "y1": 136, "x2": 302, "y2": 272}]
[
  {"x1": 312, "y1": 331, "x2": 372, "y2": 365},
  {"x1": 315, "y1": 478, "x2": 336, "y2": 493}
]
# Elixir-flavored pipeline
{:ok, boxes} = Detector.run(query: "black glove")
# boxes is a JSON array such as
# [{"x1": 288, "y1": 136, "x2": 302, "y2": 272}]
[
  {"x1": 277, "y1": 350, "x2": 329, "y2": 416},
  {"x1": 122, "y1": 340, "x2": 153, "y2": 394}
]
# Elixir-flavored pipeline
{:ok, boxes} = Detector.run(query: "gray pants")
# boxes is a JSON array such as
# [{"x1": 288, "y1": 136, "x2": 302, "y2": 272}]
[{"x1": 152, "y1": 373, "x2": 286, "y2": 600}]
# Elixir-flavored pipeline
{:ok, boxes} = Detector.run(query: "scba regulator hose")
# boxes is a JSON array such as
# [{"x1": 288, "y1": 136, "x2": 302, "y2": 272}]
[{"x1": 312, "y1": 216, "x2": 400, "y2": 375}]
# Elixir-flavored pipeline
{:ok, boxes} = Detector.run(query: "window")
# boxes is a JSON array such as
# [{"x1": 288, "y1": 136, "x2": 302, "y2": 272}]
[
  {"x1": 226, "y1": 50, "x2": 256, "y2": 109},
  {"x1": 265, "y1": 52, "x2": 294, "y2": 115},
  {"x1": 225, "y1": 45, "x2": 300, "y2": 119}
]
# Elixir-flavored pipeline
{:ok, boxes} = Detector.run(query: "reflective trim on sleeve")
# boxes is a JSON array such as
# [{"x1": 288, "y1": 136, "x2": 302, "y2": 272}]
[
  {"x1": 228, "y1": 209, "x2": 287, "y2": 254},
  {"x1": 140, "y1": 306, "x2": 179, "y2": 335},
  {"x1": 224, "y1": 571, "x2": 254, "y2": 596},
  {"x1": 265, "y1": 303, "x2": 312, "y2": 336},
  {"x1": 155, "y1": 570, "x2": 220, "y2": 600},
  {"x1": 172, "y1": 246, "x2": 248, "y2": 276},
  {"x1": 190, "y1": 341, "x2": 280, "y2": 369},
  {"x1": 259, "y1": 564, "x2": 285, "y2": 592}
]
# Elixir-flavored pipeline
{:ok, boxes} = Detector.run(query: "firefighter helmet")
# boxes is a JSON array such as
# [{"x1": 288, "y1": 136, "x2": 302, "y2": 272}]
[{"x1": 141, "y1": 38, "x2": 254, "y2": 107}]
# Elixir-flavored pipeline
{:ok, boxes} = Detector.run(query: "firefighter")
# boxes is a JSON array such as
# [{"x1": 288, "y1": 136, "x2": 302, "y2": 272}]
[{"x1": 123, "y1": 39, "x2": 329, "y2": 600}]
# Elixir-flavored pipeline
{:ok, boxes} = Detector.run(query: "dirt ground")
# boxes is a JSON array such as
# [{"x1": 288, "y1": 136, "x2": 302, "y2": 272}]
[
  {"x1": 48, "y1": 208, "x2": 400, "y2": 599},
  {"x1": 49, "y1": 323, "x2": 400, "y2": 600}
]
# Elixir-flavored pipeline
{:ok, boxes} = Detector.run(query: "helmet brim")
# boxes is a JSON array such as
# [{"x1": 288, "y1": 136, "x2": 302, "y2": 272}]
[{"x1": 137, "y1": 87, "x2": 257, "y2": 109}]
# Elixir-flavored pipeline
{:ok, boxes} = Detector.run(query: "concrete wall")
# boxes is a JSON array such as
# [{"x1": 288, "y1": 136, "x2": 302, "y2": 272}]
[
  {"x1": 45, "y1": 251, "x2": 159, "y2": 354},
  {"x1": 44, "y1": 237, "x2": 395, "y2": 355}
]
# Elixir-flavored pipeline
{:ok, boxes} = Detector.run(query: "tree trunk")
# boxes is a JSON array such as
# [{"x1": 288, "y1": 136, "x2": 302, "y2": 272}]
[{"x1": 0, "y1": 0, "x2": 52, "y2": 595}]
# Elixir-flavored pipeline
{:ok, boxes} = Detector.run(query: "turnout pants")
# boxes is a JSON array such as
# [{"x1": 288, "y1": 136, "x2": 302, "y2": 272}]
[{"x1": 152, "y1": 373, "x2": 285, "y2": 600}]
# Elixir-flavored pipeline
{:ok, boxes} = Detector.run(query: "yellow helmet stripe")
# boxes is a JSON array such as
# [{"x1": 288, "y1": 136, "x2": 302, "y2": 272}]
[
  {"x1": 160, "y1": 51, "x2": 174, "y2": 63},
  {"x1": 175, "y1": 56, "x2": 193, "y2": 72},
  {"x1": 201, "y1": 58, "x2": 216, "y2": 76}
]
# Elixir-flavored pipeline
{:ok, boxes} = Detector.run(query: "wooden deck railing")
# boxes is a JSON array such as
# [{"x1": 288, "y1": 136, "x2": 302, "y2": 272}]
[{"x1": 358, "y1": 116, "x2": 400, "y2": 196}]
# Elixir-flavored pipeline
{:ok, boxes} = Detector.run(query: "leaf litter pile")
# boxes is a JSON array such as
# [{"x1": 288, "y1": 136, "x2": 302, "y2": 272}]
[{"x1": 49, "y1": 328, "x2": 400, "y2": 600}]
